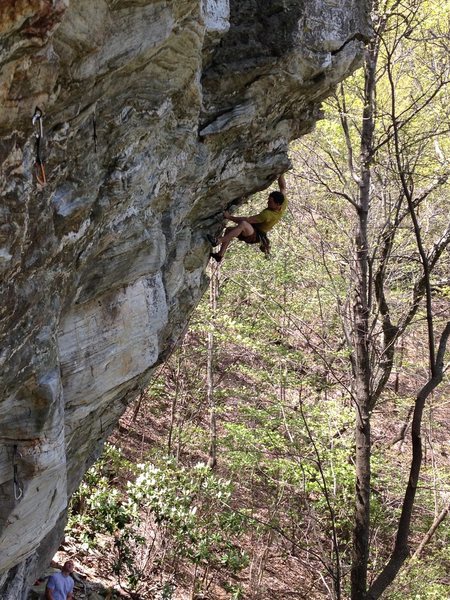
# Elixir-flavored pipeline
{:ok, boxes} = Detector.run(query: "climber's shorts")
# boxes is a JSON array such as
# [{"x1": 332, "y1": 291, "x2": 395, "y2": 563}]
[{"x1": 238, "y1": 228, "x2": 270, "y2": 254}]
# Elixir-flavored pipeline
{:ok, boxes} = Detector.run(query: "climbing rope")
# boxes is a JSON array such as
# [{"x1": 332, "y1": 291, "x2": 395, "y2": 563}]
[
  {"x1": 32, "y1": 107, "x2": 47, "y2": 186},
  {"x1": 13, "y1": 444, "x2": 23, "y2": 501}
]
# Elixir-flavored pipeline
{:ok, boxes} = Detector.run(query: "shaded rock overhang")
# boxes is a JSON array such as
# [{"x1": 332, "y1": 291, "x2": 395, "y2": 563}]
[{"x1": 0, "y1": 0, "x2": 371, "y2": 597}]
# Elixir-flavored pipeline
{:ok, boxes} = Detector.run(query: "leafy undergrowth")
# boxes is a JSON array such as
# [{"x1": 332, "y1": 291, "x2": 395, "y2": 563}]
[
  {"x1": 60, "y1": 396, "x2": 327, "y2": 600},
  {"x1": 49, "y1": 343, "x2": 450, "y2": 600}
]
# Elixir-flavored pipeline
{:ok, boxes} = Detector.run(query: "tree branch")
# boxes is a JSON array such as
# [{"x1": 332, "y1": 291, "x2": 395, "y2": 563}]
[{"x1": 367, "y1": 321, "x2": 450, "y2": 599}]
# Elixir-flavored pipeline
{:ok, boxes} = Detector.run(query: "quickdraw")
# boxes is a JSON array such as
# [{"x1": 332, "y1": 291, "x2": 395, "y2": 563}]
[
  {"x1": 93, "y1": 106, "x2": 98, "y2": 153},
  {"x1": 32, "y1": 107, "x2": 47, "y2": 186},
  {"x1": 13, "y1": 444, "x2": 23, "y2": 501}
]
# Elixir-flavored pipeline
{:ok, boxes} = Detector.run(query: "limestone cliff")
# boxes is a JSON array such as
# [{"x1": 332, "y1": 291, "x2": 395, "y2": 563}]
[{"x1": 0, "y1": 1, "x2": 370, "y2": 597}]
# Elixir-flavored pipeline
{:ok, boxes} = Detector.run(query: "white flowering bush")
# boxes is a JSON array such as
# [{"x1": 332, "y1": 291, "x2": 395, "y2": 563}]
[{"x1": 129, "y1": 457, "x2": 248, "y2": 572}]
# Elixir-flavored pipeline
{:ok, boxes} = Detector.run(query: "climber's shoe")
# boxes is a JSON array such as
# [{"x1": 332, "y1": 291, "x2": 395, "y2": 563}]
[{"x1": 210, "y1": 252, "x2": 222, "y2": 263}]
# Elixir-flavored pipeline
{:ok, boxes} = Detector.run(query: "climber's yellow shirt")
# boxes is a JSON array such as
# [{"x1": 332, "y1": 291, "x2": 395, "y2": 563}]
[{"x1": 253, "y1": 197, "x2": 288, "y2": 233}]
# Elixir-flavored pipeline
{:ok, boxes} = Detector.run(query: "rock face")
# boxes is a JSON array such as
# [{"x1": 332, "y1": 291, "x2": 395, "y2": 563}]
[{"x1": 0, "y1": 0, "x2": 370, "y2": 597}]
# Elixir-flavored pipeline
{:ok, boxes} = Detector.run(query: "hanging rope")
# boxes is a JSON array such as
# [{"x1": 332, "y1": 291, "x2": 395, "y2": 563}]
[
  {"x1": 13, "y1": 444, "x2": 23, "y2": 501},
  {"x1": 32, "y1": 107, "x2": 47, "y2": 186}
]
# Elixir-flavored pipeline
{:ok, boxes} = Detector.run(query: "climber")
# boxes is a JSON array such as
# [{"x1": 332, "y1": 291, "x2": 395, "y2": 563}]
[
  {"x1": 45, "y1": 560, "x2": 74, "y2": 600},
  {"x1": 208, "y1": 174, "x2": 288, "y2": 262}
]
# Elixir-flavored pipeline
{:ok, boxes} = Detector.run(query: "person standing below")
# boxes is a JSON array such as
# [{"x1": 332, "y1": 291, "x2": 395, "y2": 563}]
[
  {"x1": 45, "y1": 560, "x2": 74, "y2": 600},
  {"x1": 209, "y1": 174, "x2": 288, "y2": 262}
]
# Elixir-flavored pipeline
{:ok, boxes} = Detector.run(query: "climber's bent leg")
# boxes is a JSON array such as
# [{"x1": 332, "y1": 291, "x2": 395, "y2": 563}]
[{"x1": 215, "y1": 222, "x2": 255, "y2": 258}]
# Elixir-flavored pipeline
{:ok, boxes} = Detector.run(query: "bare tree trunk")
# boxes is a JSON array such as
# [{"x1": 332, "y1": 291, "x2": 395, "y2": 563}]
[
  {"x1": 350, "y1": 36, "x2": 377, "y2": 600},
  {"x1": 207, "y1": 264, "x2": 219, "y2": 469},
  {"x1": 132, "y1": 389, "x2": 145, "y2": 422},
  {"x1": 190, "y1": 563, "x2": 198, "y2": 600},
  {"x1": 167, "y1": 355, "x2": 182, "y2": 455},
  {"x1": 350, "y1": 211, "x2": 371, "y2": 600}
]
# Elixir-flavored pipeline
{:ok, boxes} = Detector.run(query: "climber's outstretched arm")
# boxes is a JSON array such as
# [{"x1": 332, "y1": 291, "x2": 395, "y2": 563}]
[
  {"x1": 224, "y1": 211, "x2": 263, "y2": 225},
  {"x1": 278, "y1": 174, "x2": 287, "y2": 195}
]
